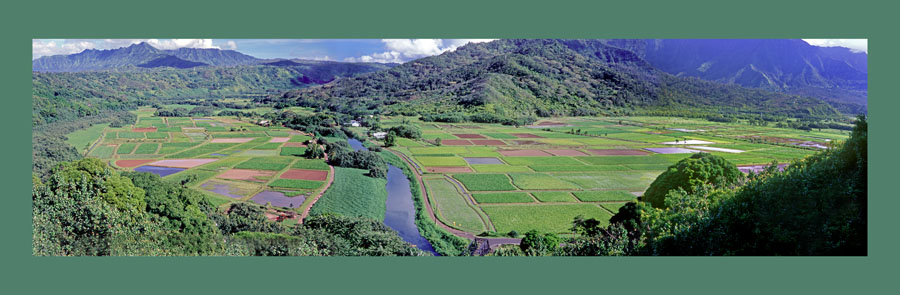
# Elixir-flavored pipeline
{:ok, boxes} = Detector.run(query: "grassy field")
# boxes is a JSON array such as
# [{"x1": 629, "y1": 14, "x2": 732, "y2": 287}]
[
  {"x1": 292, "y1": 159, "x2": 330, "y2": 170},
  {"x1": 116, "y1": 143, "x2": 137, "y2": 154},
  {"x1": 134, "y1": 143, "x2": 159, "y2": 154},
  {"x1": 65, "y1": 123, "x2": 108, "y2": 153},
  {"x1": 234, "y1": 157, "x2": 293, "y2": 171},
  {"x1": 280, "y1": 147, "x2": 307, "y2": 157},
  {"x1": 268, "y1": 179, "x2": 324, "y2": 189},
  {"x1": 452, "y1": 174, "x2": 516, "y2": 191},
  {"x1": 88, "y1": 145, "x2": 115, "y2": 158},
  {"x1": 424, "y1": 178, "x2": 486, "y2": 233},
  {"x1": 572, "y1": 191, "x2": 637, "y2": 202},
  {"x1": 472, "y1": 192, "x2": 534, "y2": 204},
  {"x1": 481, "y1": 204, "x2": 612, "y2": 233},
  {"x1": 508, "y1": 173, "x2": 580, "y2": 190},
  {"x1": 309, "y1": 167, "x2": 387, "y2": 220},
  {"x1": 531, "y1": 191, "x2": 577, "y2": 202}
]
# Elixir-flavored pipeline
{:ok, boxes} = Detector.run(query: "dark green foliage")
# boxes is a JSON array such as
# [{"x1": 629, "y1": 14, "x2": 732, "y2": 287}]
[
  {"x1": 295, "y1": 215, "x2": 428, "y2": 256},
  {"x1": 387, "y1": 124, "x2": 422, "y2": 139},
  {"x1": 643, "y1": 152, "x2": 743, "y2": 208},
  {"x1": 519, "y1": 230, "x2": 560, "y2": 256},
  {"x1": 212, "y1": 203, "x2": 286, "y2": 235},
  {"x1": 325, "y1": 140, "x2": 388, "y2": 178}
]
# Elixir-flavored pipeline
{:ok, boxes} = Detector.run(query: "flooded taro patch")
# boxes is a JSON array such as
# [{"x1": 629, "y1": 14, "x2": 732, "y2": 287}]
[
  {"x1": 250, "y1": 191, "x2": 306, "y2": 208},
  {"x1": 463, "y1": 157, "x2": 504, "y2": 165},
  {"x1": 134, "y1": 165, "x2": 185, "y2": 177}
]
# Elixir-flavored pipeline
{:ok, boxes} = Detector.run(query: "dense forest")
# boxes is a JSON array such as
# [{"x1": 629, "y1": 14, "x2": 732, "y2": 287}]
[{"x1": 268, "y1": 39, "x2": 842, "y2": 121}]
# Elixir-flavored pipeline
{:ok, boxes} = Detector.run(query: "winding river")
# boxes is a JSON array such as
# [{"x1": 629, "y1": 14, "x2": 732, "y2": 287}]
[{"x1": 347, "y1": 138, "x2": 439, "y2": 255}]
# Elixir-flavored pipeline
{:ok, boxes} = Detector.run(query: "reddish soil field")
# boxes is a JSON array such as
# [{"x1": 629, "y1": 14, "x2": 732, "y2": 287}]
[
  {"x1": 269, "y1": 137, "x2": 290, "y2": 143},
  {"x1": 131, "y1": 127, "x2": 157, "y2": 132},
  {"x1": 280, "y1": 169, "x2": 329, "y2": 181},
  {"x1": 470, "y1": 139, "x2": 507, "y2": 146},
  {"x1": 586, "y1": 149, "x2": 650, "y2": 156},
  {"x1": 217, "y1": 169, "x2": 276, "y2": 182},
  {"x1": 498, "y1": 149, "x2": 553, "y2": 157},
  {"x1": 210, "y1": 138, "x2": 255, "y2": 143},
  {"x1": 510, "y1": 133, "x2": 543, "y2": 138},
  {"x1": 453, "y1": 134, "x2": 486, "y2": 139},
  {"x1": 149, "y1": 159, "x2": 218, "y2": 168},
  {"x1": 283, "y1": 142, "x2": 307, "y2": 147},
  {"x1": 426, "y1": 166, "x2": 473, "y2": 173},
  {"x1": 115, "y1": 159, "x2": 157, "y2": 168},
  {"x1": 546, "y1": 149, "x2": 590, "y2": 156},
  {"x1": 442, "y1": 139, "x2": 474, "y2": 146}
]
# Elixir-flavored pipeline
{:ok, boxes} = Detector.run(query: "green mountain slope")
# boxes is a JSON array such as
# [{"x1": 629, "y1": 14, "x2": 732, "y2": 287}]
[{"x1": 270, "y1": 39, "x2": 841, "y2": 120}]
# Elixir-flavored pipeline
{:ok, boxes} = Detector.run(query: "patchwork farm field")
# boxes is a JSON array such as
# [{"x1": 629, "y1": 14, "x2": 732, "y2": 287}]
[
  {"x1": 378, "y1": 115, "x2": 849, "y2": 235},
  {"x1": 80, "y1": 108, "x2": 330, "y2": 218}
]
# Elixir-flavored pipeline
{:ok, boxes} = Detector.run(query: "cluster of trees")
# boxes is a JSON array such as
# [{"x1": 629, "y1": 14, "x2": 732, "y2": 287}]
[
  {"x1": 420, "y1": 112, "x2": 537, "y2": 126},
  {"x1": 323, "y1": 139, "x2": 388, "y2": 178},
  {"x1": 32, "y1": 111, "x2": 136, "y2": 178},
  {"x1": 492, "y1": 116, "x2": 867, "y2": 256}
]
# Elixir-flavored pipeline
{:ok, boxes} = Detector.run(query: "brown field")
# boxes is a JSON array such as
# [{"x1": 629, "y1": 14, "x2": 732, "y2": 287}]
[
  {"x1": 269, "y1": 137, "x2": 290, "y2": 143},
  {"x1": 426, "y1": 166, "x2": 473, "y2": 173},
  {"x1": 217, "y1": 169, "x2": 276, "y2": 182},
  {"x1": 149, "y1": 159, "x2": 218, "y2": 168},
  {"x1": 546, "y1": 149, "x2": 590, "y2": 156},
  {"x1": 115, "y1": 159, "x2": 157, "y2": 168},
  {"x1": 471, "y1": 139, "x2": 507, "y2": 146},
  {"x1": 453, "y1": 134, "x2": 486, "y2": 139},
  {"x1": 586, "y1": 149, "x2": 650, "y2": 156},
  {"x1": 442, "y1": 139, "x2": 474, "y2": 146},
  {"x1": 280, "y1": 169, "x2": 329, "y2": 181},
  {"x1": 132, "y1": 127, "x2": 157, "y2": 132},
  {"x1": 510, "y1": 133, "x2": 543, "y2": 138},
  {"x1": 283, "y1": 142, "x2": 307, "y2": 147},
  {"x1": 498, "y1": 149, "x2": 553, "y2": 157},
  {"x1": 536, "y1": 121, "x2": 565, "y2": 126},
  {"x1": 211, "y1": 138, "x2": 256, "y2": 143}
]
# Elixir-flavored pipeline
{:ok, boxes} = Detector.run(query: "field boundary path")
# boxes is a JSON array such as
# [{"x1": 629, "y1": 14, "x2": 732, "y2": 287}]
[
  {"x1": 442, "y1": 175, "x2": 496, "y2": 232},
  {"x1": 298, "y1": 152, "x2": 334, "y2": 224},
  {"x1": 84, "y1": 131, "x2": 106, "y2": 156},
  {"x1": 387, "y1": 148, "x2": 520, "y2": 253}
]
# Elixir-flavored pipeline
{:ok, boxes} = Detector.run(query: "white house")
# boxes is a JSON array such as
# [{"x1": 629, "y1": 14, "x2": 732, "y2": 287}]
[
  {"x1": 257, "y1": 120, "x2": 270, "y2": 126},
  {"x1": 373, "y1": 131, "x2": 388, "y2": 139},
  {"x1": 349, "y1": 120, "x2": 361, "y2": 127}
]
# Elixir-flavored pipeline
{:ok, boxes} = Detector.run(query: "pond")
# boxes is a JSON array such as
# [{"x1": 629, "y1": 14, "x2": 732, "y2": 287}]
[{"x1": 348, "y1": 138, "x2": 438, "y2": 255}]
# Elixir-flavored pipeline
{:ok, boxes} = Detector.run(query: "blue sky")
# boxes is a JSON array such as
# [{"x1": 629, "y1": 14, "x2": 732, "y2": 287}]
[{"x1": 32, "y1": 39, "x2": 867, "y2": 62}]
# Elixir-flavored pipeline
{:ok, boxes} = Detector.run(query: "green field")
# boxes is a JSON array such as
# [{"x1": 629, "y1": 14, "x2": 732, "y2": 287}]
[
  {"x1": 234, "y1": 157, "x2": 293, "y2": 171},
  {"x1": 416, "y1": 156, "x2": 468, "y2": 167},
  {"x1": 268, "y1": 179, "x2": 324, "y2": 189},
  {"x1": 116, "y1": 143, "x2": 137, "y2": 154},
  {"x1": 134, "y1": 143, "x2": 159, "y2": 154},
  {"x1": 424, "y1": 178, "x2": 486, "y2": 233},
  {"x1": 310, "y1": 167, "x2": 386, "y2": 220},
  {"x1": 292, "y1": 159, "x2": 330, "y2": 170},
  {"x1": 482, "y1": 204, "x2": 612, "y2": 233},
  {"x1": 531, "y1": 191, "x2": 577, "y2": 202},
  {"x1": 472, "y1": 192, "x2": 534, "y2": 204},
  {"x1": 452, "y1": 174, "x2": 516, "y2": 191},
  {"x1": 280, "y1": 147, "x2": 307, "y2": 157},
  {"x1": 572, "y1": 191, "x2": 637, "y2": 202},
  {"x1": 88, "y1": 145, "x2": 115, "y2": 158},
  {"x1": 65, "y1": 123, "x2": 108, "y2": 153},
  {"x1": 509, "y1": 173, "x2": 580, "y2": 190}
]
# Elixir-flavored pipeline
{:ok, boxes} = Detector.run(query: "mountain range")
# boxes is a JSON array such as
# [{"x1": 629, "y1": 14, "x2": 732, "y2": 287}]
[{"x1": 274, "y1": 39, "x2": 845, "y2": 119}]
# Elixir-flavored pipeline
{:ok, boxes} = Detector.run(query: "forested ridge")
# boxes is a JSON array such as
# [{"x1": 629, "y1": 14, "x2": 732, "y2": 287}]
[{"x1": 270, "y1": 39, "x2": 842, "y2": 120}]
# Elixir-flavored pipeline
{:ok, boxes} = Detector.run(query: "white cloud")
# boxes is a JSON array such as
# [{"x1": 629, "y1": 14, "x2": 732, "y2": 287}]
[
  {"x1": 222, "y1": 40, "x2": 238, "y2": 50},
  {"x1": 347, "y1": 39, "x2": 495, "y2": 63},
  {"x1": 803, "y1": 39, "x2": 867, "y2": 53},
  {"x1": 33, "y1": 39, "x2": 222, "y2": 59}
]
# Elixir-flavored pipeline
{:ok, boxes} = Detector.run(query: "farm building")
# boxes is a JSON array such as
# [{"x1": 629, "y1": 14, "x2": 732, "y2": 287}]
[
  {"x1": 373, "y1": 131, "x2": 388, "y2": 139},
  {"x1": 257, "y1": 120, "x2": 270, "y2": 126}
]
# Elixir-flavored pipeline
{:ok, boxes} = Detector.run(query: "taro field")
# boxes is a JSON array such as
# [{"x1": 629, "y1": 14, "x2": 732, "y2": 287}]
[
  {"x1": 76, "y1": 108, "x2": 328, "y2": 220},
  {"x1": 380, "y1": 115, "x2": 850, "y2": 234}
]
